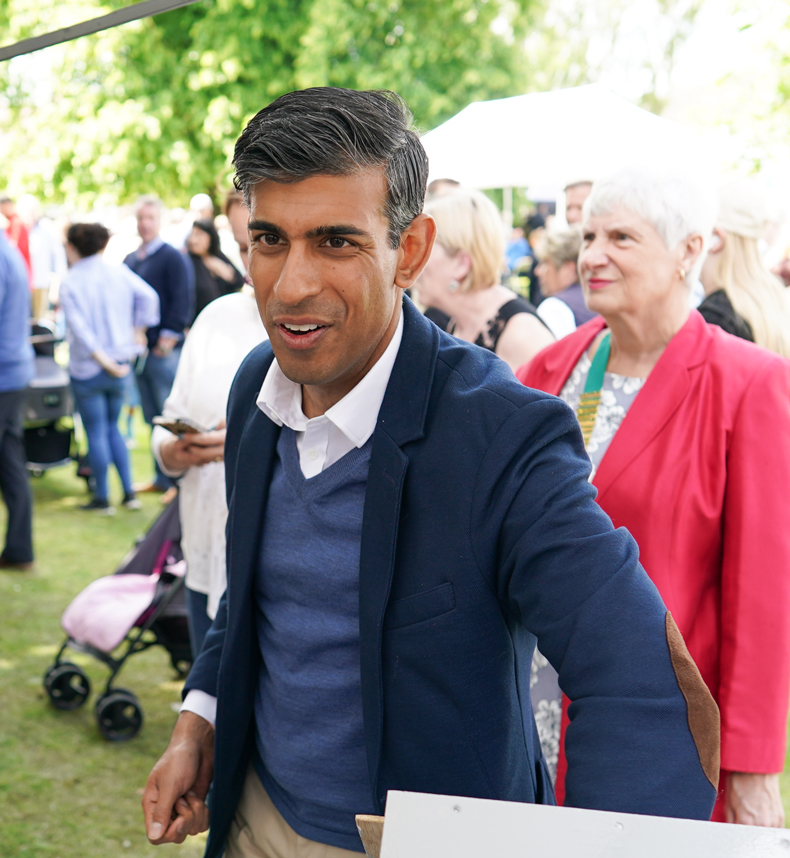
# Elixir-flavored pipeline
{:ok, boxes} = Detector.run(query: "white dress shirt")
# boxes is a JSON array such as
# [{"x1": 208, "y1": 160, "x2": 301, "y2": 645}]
[{"x1": 181, "y1": 310, "x2": 404, "y2": 726}]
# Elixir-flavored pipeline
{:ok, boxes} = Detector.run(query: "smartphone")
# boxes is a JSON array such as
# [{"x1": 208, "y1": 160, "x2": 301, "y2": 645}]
[{"x1": 152, "y1": 416, "x2": 208, "y2": 436}]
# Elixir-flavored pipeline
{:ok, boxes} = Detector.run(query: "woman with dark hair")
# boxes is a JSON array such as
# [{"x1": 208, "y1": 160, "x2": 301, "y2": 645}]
[
  {"x1": 61, "y1": 223, "x2": 160, "y2": 513},
  {"x1": 186, "y1": 218, "x2": 245, "y2": 321}
]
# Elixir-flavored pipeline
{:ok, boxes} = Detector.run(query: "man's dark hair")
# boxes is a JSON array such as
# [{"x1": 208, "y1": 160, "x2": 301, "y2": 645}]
[
  {"x1": 67, "y1": 223, "x2": 110, "y2": 258},
  {"x1": 191, "y1": 218, "x2": 222, "y2": 256},
  {"x1": 233, "y1": 87, "x2": 428, "y2": 249},
  {"x1": 524, "y1": 213, "x2": 546, "y2": 234}
]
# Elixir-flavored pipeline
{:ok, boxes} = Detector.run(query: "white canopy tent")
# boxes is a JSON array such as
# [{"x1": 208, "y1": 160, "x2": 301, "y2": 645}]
[{"x1": 420, "y1": 84, "x2": 711, "y2": 222}]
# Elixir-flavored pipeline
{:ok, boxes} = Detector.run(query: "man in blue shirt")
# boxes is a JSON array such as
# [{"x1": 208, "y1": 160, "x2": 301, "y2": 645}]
[
  {"x1": 124, "y1": 196, "x2": 191, "y2": 493},
  {"x1": 143, "y1": 89, "x2": 719, "y2": 858},
  {"x1": 0, "y1": 232, "x2": 35, "y2": 569}
]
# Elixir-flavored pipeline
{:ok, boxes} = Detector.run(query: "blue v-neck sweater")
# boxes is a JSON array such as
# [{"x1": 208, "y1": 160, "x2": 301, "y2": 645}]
[{"x1": 252, "y1": 428, "x2": 374, "y2": 852}]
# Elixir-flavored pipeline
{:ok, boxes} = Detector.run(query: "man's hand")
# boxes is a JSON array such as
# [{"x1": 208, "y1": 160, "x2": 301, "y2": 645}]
[
  {"x1": 725, "y1": 772, "x2": 785, "y2": 827},
  {"x1": 159, "y1": 425, "x2": 226, "y2": 473},
  {"x1": 182, "y1": 425, "x2": 226, "y2": 466},
  {"x1": 152, "y1": 335, "x2": 179, "y2": 358},
  {"x1": 159, "y1": 433, "x2": 203, "y2": 473},
  {"x1": 159, "y1": 421, "x2": 226, "y2": 471},
  {"x1": 142, "y1": 711, "x2": 215, "y2": 845}
]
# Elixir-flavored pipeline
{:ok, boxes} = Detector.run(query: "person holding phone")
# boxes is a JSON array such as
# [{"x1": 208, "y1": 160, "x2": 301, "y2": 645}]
[{"x1": 152, "y1": 288, "x2": 266, "y2": 657}]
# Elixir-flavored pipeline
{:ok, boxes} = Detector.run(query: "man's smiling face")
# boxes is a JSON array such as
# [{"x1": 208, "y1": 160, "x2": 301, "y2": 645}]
[{"x1": 247, "y1": 169, "x2": 405, "y2": 415}]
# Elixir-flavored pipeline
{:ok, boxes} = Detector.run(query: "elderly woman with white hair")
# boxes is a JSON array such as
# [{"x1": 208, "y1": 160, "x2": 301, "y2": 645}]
[
  {"x1": 416, "y1": 188, "x2": 554, "y2": 372},
  {"x1": 519, "y1": 167, "x2": 790, "y2": 826}
]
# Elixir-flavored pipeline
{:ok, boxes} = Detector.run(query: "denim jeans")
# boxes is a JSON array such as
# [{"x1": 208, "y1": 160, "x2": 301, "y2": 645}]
[
  {"x1": 136, "y1": 346, "x2": 181, "y2": 489},
  {"x1": 0, "y1": 389, "x2": 34, "y2": 562},
  {"x1": 71, "y1": 370, "x2": 133, "y2": 502}
]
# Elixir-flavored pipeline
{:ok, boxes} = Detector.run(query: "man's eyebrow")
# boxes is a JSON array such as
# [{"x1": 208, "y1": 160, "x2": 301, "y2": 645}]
[
  {"x1": 304, "y1": 224, "x2": 369, "y2": 239},
  {"x1": 246, "y1": 221, "x2": 370, "y2": 240},
  {"x1": 247, "y1": 220, "x2": 284, "y2": 236}
]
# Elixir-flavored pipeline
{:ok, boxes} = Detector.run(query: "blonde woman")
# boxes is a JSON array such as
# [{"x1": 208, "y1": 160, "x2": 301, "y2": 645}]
[
  {"x1": 699, "y1": 179, "x2": 790, "y2": 357},
  {"x1": 416, "y1": 189, "x2": 554, "y2": 372}
]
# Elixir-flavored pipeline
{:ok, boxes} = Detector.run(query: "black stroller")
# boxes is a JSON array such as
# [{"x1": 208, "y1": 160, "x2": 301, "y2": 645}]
[
  {"x1": 43, "y1": 497, "x2": 192, "y2": 741},
  {"x1": 24, "y1": 319, "x2": 76, "y2": 476}
]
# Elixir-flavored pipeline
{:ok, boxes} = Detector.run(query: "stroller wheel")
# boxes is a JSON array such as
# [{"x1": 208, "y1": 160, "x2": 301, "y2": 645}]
[
  {"x1": 44, "y1": 662, "x2": 91, "y2": 710},
  {"x1": 95, "y1": 688, "x2": 143, "y2": 741}
]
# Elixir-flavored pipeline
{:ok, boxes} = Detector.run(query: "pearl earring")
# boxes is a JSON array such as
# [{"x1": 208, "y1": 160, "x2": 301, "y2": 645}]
[
  {"x1": 448, "y1": 279, "x2": 460, "y2": 292},
  {"x1": 678, "y1": 266, "x2": 687, "y2": 280}
]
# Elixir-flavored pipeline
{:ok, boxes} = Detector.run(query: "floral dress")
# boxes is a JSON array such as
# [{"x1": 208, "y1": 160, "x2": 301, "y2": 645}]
[{"x1": 529, "y1": 348, "x2": 646, "y2": 783}]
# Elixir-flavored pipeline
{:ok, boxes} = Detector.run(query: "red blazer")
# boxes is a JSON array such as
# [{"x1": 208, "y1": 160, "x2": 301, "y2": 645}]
[{"x1": 519, "y1": 311, "x2": 790, "y2": 777}]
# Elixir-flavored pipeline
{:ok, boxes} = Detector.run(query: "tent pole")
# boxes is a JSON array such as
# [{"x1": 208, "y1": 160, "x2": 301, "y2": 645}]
[{"x1": 0, "y1": 0, "x2": 204, "y2": 62}]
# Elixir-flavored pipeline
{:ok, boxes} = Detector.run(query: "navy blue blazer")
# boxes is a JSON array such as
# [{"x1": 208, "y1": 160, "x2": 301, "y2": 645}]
[{"x1": 186, "y1": 298, "x2": 717, "y2": 857}]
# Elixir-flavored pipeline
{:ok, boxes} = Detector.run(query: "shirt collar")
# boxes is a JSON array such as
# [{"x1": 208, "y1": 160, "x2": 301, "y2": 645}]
[
  {"x1": 257, "y1": 309, "x2": 404, "y2": 448},
  {"x1": 139, "y1": 236, "x2": 164, "y2": 259}
]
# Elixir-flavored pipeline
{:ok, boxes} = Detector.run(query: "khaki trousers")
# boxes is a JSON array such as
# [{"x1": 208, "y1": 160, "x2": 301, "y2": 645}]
[{"x1": 224, "y1": 766, "x2": 365, "y2": 858}]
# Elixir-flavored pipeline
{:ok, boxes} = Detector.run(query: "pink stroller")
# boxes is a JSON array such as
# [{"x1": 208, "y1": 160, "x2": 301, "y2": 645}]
[{"x1": 43, "y1": 498, "x2": 191, "y2": 741}]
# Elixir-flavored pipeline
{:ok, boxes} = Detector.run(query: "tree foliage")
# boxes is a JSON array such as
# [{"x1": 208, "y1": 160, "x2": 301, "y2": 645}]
[
  {"x1": 0, "y1": 0, "x2": 537, "y2": 206},
  {"x1": 522, "y1": 0, "x2": 702, "y2": 114}
]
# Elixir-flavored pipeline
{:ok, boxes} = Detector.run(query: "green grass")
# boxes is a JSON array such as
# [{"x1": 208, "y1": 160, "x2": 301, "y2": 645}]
[
  {"x1": 2, "y1": 420, "x2": 790, "y2": 857},
  {"x1": 0, "y1": 423, "x2": 204, "y2": 857}
]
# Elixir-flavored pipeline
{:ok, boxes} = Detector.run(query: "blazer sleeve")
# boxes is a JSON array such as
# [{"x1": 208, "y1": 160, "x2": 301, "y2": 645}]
[
  {"x1": 717, "y1": 356, "x2": 790, "y2": 773},
  {"x1": 473, "y1": 393, "x2": 719, "y2": 819}
]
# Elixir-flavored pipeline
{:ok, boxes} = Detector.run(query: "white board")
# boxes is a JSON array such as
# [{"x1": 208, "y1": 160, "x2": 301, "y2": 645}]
[{"x1": 380, "y1": 791, "x2": 790, "y2": 858}]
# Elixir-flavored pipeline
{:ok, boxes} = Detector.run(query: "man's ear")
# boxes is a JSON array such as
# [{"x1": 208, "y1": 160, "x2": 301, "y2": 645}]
[{"x1": 394, "y1": 213, "x2": 437, "y2": 291}]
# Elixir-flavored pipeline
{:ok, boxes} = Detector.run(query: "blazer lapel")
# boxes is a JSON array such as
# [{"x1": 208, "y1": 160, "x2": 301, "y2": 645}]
[
  {"x1": 594, "y1": 312, "x2": 708, "y2": 503},
  {"x1": 358, "y1": 298, "x2": 438, "y2": 807},
  {"x1": 226, "y1": 403, "x2": 281, "y2": 616}
]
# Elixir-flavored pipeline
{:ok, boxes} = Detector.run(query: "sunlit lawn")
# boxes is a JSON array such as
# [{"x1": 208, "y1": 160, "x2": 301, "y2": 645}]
[
  {"x1": 2, "y1": 420, "x2": 790, "y2": 858},
  {"x1": 0, "y1": 422, "x2": 203, "y2": 857}
]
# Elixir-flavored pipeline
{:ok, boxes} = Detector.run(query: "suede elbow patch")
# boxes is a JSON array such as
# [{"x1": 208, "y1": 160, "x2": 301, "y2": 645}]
[{"x1": 665, "y1": 612, "x2": 720, "y2": 789}]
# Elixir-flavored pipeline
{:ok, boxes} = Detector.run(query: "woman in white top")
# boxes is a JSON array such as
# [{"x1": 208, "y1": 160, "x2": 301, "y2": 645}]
[{"x1": 152, "y1": 288, "x2": 267, "y2": 656}]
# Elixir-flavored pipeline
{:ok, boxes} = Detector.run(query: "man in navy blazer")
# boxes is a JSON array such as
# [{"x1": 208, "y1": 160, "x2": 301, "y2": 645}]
[{"x1": 143, "y1": 88, "x2": 718, "y2": 857}]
